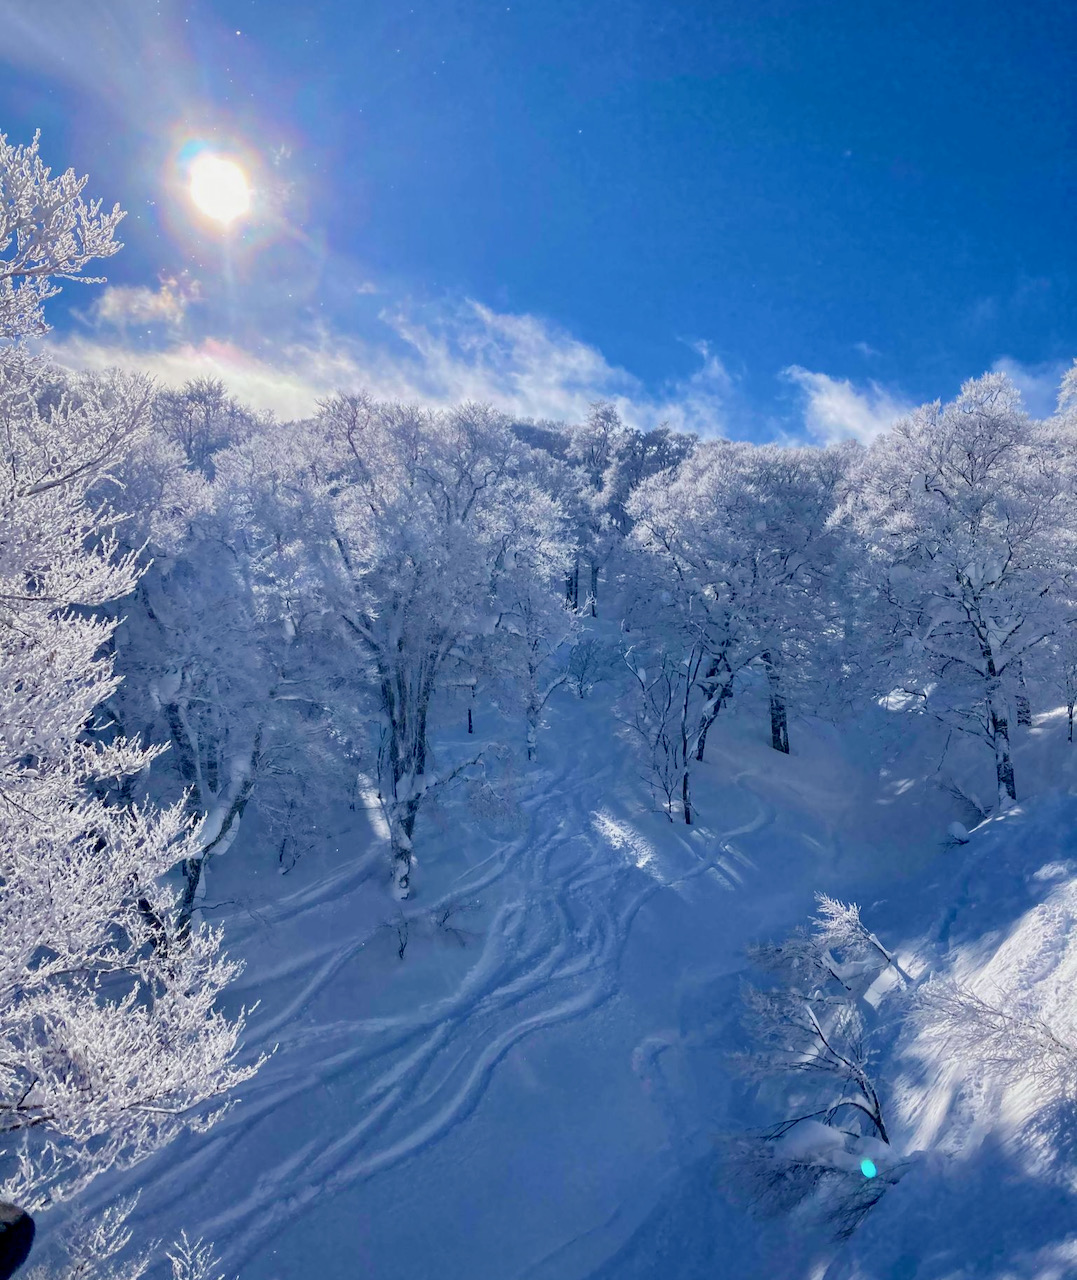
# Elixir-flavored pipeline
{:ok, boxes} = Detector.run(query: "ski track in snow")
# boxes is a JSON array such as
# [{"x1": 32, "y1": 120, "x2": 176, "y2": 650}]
[{"x1": 123, "y1": 723, "x2": 778, "y2": 1273}]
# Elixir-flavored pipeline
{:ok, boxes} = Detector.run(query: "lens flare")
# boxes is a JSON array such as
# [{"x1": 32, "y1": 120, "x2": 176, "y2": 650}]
[
  {"x1": 188, "y1": 154, "x2": 251, "y2": 225},
  {"x1": 860, "y1": 1158, "x2": 878, "y2": 1178}
]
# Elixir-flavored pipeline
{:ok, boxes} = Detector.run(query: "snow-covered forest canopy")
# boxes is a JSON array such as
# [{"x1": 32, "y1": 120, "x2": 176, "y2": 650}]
[{"x1": 7, "y1": 130, "x2": 1077, "y2": 1280}]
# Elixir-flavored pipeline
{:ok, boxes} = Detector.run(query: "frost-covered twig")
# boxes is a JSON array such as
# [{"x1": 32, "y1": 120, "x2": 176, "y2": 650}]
[{"x1": 914, "y1": 979, "x2": 1077, "y2": 1088}]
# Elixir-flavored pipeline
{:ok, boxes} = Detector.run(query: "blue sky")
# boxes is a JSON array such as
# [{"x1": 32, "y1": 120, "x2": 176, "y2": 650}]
[{"x1": 1, "y1": 0, "x2": 1074, "y2": 439}]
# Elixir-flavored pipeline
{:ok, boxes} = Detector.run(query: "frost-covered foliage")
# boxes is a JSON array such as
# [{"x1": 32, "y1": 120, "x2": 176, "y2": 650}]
[
  {"x1": 164, "y1": 1233, "x2": 226, "y2": 1280},
  {"x1": 25, "y1": 1198, "x2": 226, "y2": 1280},
  {"x1": 25, "y1": 1196, "x2": 150, "y2": 1280},
  {"x1": 913, "y1": 980, "x2": 1077, "y2": 1093},
  {"x1": 566, "y1": 635, "x2": 620, "y2": 699},
  {"x1": 0, "y1": 131, "x2": 259, "y2": 1227},
  {"x1": 546, "y1": 402, "x2": 694, "y2": 614},
  {"x1": 727, "y1": 895, "x2": 909, "y2": 1237},
  {"x1": 620, "y1": 640, "x2": 707, "y2": 824},
  {"x1": 226, "y1": 393, "x2": 574, "y2": 896},
  {"x1": 0, "y1": 131, "x2": 124, "y2": 338},
  {"x1": 97, "y1": 379, "x2": 341, "y2": 919},
  {"x1": 0, "y1": 348, "x2": 261, "y2": 1211},
  {"x1": 839, "y1": 373, "x2": 1077, "y2": 805},
  {"x1": 628, "y1": 440, "x2": 851, "y2": 760}
]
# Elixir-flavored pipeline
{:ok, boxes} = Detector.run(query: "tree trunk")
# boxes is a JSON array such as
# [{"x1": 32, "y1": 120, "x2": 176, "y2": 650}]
[
  {"x1": 526, "y1": 709, "x2": 538, "y2": 762},
  {"x1": 763, "y1": 652, "x2": 789, "y2": 754},
  {"x1": 565, "y1": 556, "x2": 579, "y2": 609},
  {"x1": 391, "y1": 823, "x2": 415, "y2": 898},
  {"x1": 1015, "y1": 662, "x2": 1032, "y2": 727},
  {"x1": 695, "y1": 671, "x2": 734, "y2": 763},
  {"x1": 176, "y1": 732, "x2": 261, "y2": 934},
  {"x1": 177, "y1": 855, "x2": 205, "y2": 930},
  {"x1": 467, "y1": 706, "x2": 473, "y2": 734},
  {"x1": 1069, "y1": 701, "x2": 1074, "y2": 743},
  {"x1": 991, "y1": 705, "x2": 1017, "y2": 806},
  {"x1": 589, "y1": 559, "x2": 599, "y2": 618},
  {"x1": 681, "y1": 766, "x2": 692, "y2": 825}
]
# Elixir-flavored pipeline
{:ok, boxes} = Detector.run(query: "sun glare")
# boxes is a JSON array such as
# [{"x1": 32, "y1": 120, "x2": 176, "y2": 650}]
[{"x1": 188, "y1": 154, "x2": 251, "y2": 226}]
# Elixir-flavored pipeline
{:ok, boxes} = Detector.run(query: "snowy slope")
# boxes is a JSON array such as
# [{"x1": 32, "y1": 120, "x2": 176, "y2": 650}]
[
  {"x1": 826, "y1": 782, "x2": 1077, "y2": 1280},
  {"x1": 45, "y1": 690, "x2": 1077, "y2": 1279}
]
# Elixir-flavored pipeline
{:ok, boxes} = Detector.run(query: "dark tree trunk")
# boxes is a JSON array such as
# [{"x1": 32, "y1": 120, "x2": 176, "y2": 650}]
[
  {"x1": 695, "y1": 666, "x2": 735, "y2": 763},
  {"x1": 565, "y1": 556, "x2": 579, "y2": 609},
  {"x1": 175, "y1": 730, "x2": 261, "y2": 934},
  {"x1": 681, "y1": 767, "x2": 692, "y2": 825},
  {"x1": 467, "y1": 706, "x2": 473, "y2": 734},
  {"x1": 177, "y1": 855, "x2": 204, "y2": 930},
  {"x1": 1069, "y1": 702, "x2": 1074, "y2": 743},
  {"x1": 385, "y1": 668, "x2": 435, "y2": 898},
  {"x1": 976, "y1": 640, "x2": 1017, "y2": 806},
  {"x1": 769, "y1": 695, "x2": 789, "y2": 754},
  {"x1": 176, "y1": 778, "x2": 257, "y2": 933},
  {"x1": 991, "y1": 706, "x2": 1017, "y2": 804},
  {"x1": 763, "y1": 652, "x2": 789, "y2": 754},
  {"x1": 589, "y1": 560, "x2": 599, "y2": 617},
  {"x1": 1015, "y1": 661, "x2": 1032, "y2": 726}
]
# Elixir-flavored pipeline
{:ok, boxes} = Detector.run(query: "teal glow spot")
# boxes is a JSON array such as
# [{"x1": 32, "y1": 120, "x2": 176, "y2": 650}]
[{"x1": 860, "y1": 1158, "x2": 877, "y2": 1178}]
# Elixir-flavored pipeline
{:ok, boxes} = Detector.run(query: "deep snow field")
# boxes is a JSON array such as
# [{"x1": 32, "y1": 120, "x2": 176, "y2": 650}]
[{"x1": 51, "y1": 678, "x2": 1077, "y2": 1279}]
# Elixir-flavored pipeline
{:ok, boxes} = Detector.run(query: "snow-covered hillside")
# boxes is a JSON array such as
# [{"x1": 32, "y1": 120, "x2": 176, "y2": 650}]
[{"x1": 42, "y1": 677, "x2": 1077, "y2": 1280}]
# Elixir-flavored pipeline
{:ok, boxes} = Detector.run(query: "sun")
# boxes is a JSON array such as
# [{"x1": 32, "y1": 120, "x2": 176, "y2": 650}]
[{"x1": 188, "y1": 154, "x2": 251, "y2": 226}]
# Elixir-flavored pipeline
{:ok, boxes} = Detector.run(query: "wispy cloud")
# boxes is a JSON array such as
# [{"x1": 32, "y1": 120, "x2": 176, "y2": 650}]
[
  {"x1": 46, "y1": 334, "x2": 356, "y2": 422},
  {"x1": 782, "y1": 365, "x2": 912, "y2": 444},
  {"x1": 46, "y1": 298, "x2": 732, "y2": 434},
  {"x1": 990, "y1": 356, "x2": 1069, "y2": 419},
  {"x1": 83, "y1": 273, "x2": 201, "y2": 333}
]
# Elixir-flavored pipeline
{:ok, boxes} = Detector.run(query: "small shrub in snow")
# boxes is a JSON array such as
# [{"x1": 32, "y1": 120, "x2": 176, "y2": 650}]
[
  {"x1": 24, "y1": 1198, "x2": 228, "y2": 1280},
  {"x1": 566, "y1": 637, "x2": 620, "y2": 699},
  {"x1": 165, "y1": 1232, "x2": 227, "y2": 1280},
  {"x1": 24, "y1": 1196, "x2": 150, "y2": 1280},
  {"x1": 726, "y1": 895, "x2": 908, "y2": 1236}
]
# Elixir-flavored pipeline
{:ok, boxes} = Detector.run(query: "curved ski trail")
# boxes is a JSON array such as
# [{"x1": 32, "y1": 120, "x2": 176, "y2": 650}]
[{"x1": 120, "y1": 712, "x2": 776, "y2": 1274}]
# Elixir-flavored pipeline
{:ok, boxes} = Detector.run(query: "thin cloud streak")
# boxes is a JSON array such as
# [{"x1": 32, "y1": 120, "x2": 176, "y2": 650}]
[{"x1": 47, "y1": 298, "x2": 733, "y2": 434}]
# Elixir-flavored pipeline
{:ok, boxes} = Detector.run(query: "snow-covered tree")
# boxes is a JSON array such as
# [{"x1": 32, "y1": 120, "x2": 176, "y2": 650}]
[
  {"x1": 620, "y1": 638, "x2": 707, "y2": 823},
  {"x1": 150, "y1": 377, "x2": 259, "y2": 477},
  {"x1": 565, "y1": 634, "x2": 621, "y2": 699},
  {"x1": 563, "y1": 401, "x2": 627, "y2": 614},
  {"x1": 735, "y1": 895, "x2": 900, "y2": 1145},
  {"x1": 0, "y1": 131, "x2": 124, "y2": 339},
  {"x1": 839, "y1": 373, "x2": 1076, "y2": 806},
  {"x1": 0, "y1": 134, "x2": 259, "y2": 1233},
  {"x1": 914, "y1": 979, "x2": 1077, "y2": 1092},
  {"x1": 99, "y1": 390, "x2": 343, "y2": 923},
  {"x1": 1057, "y1": 358, "x2": 1077, "y2": 424},
  {"x1": 0, "y1": 350, "x2": 260, "y2": 1213},
  {"x1": 628, "y1": 440, "x2": 849, "y2": 758},
  {"x1": 491, "y1": 531, "x2": 577, "y2": 761},
  {"x1": 282, "y1": 393, "x2": 568, "y2": 896},
  {"x1": 727, "y1": 896, "x2": 908, "y2": 1236},
  {"x1": 604, "y1": 424, "x2": 695, "y2": 539}
]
